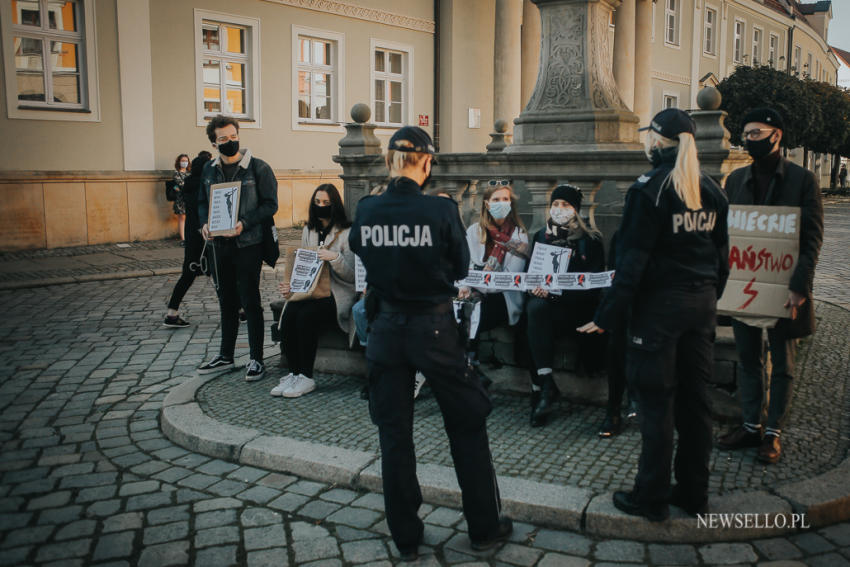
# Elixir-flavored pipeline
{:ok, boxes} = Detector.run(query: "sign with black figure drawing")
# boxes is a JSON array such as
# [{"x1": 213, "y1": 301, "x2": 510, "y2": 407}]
[{"x1": 208, "y1": 181, "x2": 241, "y2": 236}]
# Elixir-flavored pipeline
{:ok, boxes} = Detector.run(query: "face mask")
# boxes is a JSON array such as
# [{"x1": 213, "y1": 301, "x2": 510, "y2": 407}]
[
  {"x1": 311, "y1": 204, "x2": 332, "y2": 219},
  {"x1": 745, "y1": 136, "x2": 777, "y2": 161},
  {"x1": 179, "y1": 161, "x2": 189, "y2": 169},
  {"x1": 218, "y1": 139, "x2": 240, "y2": 157},
  {"x1": 549, "y1": 206, "x2": 574, "y2": 225},
  {"x1": 488, "y1": 201, "x2": 511, "y2": 220},
  {"x1": 648, "y1": 146, "x2": 664, "y2": 167}
]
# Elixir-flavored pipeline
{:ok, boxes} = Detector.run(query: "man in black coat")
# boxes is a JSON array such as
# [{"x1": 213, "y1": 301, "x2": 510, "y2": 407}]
[{"x1": 717, "y1": 108, "x2": 824, "y2": 464}]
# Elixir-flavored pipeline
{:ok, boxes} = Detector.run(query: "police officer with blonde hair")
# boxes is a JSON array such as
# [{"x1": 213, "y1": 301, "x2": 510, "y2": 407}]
[
  {"x1": 350, "y1": 126, "x2": 512, "y2": 560},
  {"x1": 579, "y1": 108, "x2": 729, "y2": 521}
]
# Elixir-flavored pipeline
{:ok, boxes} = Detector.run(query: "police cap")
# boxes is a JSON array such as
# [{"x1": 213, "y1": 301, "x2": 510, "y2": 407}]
[
  {"x1": 639, "y1": 108, "x2": 696, "y2": 139},
  {"x1": 388, "y1": 126, "x2": 436, "y2": 155},
  {"x1": 742, "y1": 107, "x2": 785, "y2": 131}
]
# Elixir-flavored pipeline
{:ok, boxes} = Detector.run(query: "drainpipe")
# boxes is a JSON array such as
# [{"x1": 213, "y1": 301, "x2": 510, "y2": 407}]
[
  {"x1": 434, "y1": 0, "x2": 441, "y2": 152},
  {"x1": 786, "y1": 24, "x2": 794, "y2": 75}
]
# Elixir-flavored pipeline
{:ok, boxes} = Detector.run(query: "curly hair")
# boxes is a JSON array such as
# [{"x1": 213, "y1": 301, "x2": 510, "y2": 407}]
[{"x1": 205, "y1": 115, "x2": 240, "y2": 143}]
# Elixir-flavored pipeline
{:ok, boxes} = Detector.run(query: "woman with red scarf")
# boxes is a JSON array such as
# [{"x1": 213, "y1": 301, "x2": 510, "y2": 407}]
[
  {"x1": 458, "y1": 181, "x2": 529, "y2": 386},
  {"x1": 525, "y1": 184, "x2": 606, "y2": 426}
]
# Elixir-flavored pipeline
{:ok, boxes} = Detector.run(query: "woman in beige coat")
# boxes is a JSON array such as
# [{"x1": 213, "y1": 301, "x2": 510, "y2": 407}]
[{"x1": 272, "y1": 184, "x2": 356, "y2": 398}]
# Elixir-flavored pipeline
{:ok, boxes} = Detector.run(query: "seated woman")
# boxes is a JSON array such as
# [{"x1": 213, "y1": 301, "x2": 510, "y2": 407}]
[
  {"x1": 458, "y1": 180, "x2": 529, "y2": 385},
  {"x1": 272, "y1": 184, "x2": 355, "y2": 398},
  {"x1": 525, "y1": 184, "x2": 606, "y2": 427}
]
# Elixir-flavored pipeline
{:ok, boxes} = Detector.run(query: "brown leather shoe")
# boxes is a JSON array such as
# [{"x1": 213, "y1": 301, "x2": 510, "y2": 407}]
[
  {"x1": 758, "y1": 435, "x2": 781, "y2": 464},
  {"x1": 717, "y1": 426, "x2": 762, "y2": 450}
]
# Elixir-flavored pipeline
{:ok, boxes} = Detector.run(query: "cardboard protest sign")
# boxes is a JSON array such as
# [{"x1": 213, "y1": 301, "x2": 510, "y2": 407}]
[
  {"x1": 208, "y1": 181, "x2": 241, "y2": 236},
  {"x1": 354, "y1": 254, "x2": 367, "y2": 292},
  {"x1": 717, "y1": 205, "x2": 799, "y2": 318}
]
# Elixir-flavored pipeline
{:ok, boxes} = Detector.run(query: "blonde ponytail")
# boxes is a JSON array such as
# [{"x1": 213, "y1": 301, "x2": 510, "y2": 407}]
[
  {"x1": 670, "y1": 133, "x2": 701, "y2": 210},
  {"x1": 647, "y1": 130, "x2": 702, "y2": 211}
]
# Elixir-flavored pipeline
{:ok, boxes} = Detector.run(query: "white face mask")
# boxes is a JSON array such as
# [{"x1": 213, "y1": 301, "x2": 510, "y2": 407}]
[
  {"x1": 488, "y1": 201, "x2": 512, "y2": 220},
  {"x1": 180, "y1": 161, "x2": 189, "y2": 168},
  {"x1": 549, "y1": 206, "x2": 574, "y2": 225}
]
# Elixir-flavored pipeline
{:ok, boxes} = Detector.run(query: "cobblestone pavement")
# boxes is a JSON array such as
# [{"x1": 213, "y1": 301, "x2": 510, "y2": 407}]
[{"x1": 0, "y1": 204, "x2": 849, "y2": 566}]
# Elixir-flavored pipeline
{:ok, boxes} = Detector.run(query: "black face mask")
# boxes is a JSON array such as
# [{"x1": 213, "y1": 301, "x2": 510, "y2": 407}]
[
  {"x1": 311, "y1": 204, "x2": 332, "y2": 219},
  {"x1": 218, "y1": 140, "x2": 240, "y2": 157},
  {"x1": 745, "y1": 136, "x2": 777, "y2": 161},
  {"x1": 648, "y1": 145, "x2": 678, "y2": 168}
]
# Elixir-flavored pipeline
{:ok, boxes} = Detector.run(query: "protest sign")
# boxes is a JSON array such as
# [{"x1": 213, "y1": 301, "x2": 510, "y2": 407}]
[
  {"x1": 208, "y1": 182, "x2": 241, "y2": 236},
  {"x1": 460, "y1": 269, "x2": 612, "y2": 291},
  {"x1": 717, "y1": 205, "x2": 799, "y2": 318},
  {"x1": 527, "y1": 242, "x2": 572, "y2": 294},
  {"x1": 289, "y1": 248, "x2": 324, "y2": 293},
  {"x1": 354, "y1": 254, "x2": 367, "y2": 292},
  {"x1": 459, "y1": 270, "x2": 527, "y2": 291}
]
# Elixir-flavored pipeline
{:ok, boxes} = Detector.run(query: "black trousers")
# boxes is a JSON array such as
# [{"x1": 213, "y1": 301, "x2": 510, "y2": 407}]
[
  {"x1": 366, "y1": 310, "x2": 501, "y2": 551},
  {"x1": 211, "y1": 240, "x2": 264, "y2": 362},
  {"x1": 526, "y1": 291, "x2": 605, "y2": 373},
  {"x1": 167, "y1": 228, "x2": 205, "y2": 310},
  {"x1": 606, "y1": 322, "x2": 628, "y2": 416},
  {"x1": 280, "y1": 296, "x2": 336, "y2": 378},
  {"x1": 627, "y1": 286, "x2": 716, "y2": 511}
]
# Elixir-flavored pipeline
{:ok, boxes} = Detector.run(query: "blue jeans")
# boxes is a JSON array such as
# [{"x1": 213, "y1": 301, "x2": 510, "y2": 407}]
[
  {"x1": 731, "y1": 320, "x2": 798, "y2": 430},
  {"x1": 352, "y1": 296, "x2": 369, "y2": 346}
]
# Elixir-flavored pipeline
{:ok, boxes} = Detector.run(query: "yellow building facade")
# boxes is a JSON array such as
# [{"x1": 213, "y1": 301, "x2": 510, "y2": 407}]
[{"x1": 0, "y1": 0, "x2": 840, "y2": 250}]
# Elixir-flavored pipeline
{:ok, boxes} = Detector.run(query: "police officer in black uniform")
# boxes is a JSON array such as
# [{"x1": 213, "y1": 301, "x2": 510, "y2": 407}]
[
  {"x1": 579, "y1": 108, "x2": 729, "y2": 521},
  {"x1": 349, "y1": 126, "x2": 512, "y2": 560}
]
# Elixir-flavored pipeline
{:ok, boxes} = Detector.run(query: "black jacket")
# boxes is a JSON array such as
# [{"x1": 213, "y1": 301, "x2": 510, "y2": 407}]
[
  {"x1": 595, "y1": 161, "x2": 730, "y2": 331},
  {"x1": 724, "y1": 156, "x2": 823, "y2": 338},
  {"x1": 198, "y1": 149, "x2": 278, "y2": 248},
  {"x1": 349, "y1": 176, "x2": 469, "y2": 307}
]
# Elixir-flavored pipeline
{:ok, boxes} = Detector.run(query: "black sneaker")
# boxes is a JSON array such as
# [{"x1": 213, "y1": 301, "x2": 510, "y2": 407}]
[
  {"x1": 470, "y1": 517, "x2": 513, "y2": 551},
  {"x1": 198, "y1": 355, "x2": 234, "y2": 374},
  {"x1": 163, "y1": 315, "x2": 190, "y2": 328},
  {"x1": 245, "y1": 359, "x2": 265, "y2": 382}
]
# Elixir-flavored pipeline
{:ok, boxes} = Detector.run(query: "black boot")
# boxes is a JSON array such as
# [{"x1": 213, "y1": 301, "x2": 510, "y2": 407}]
[
  {"x1": 599, "y1": 414, "x2": 622, "y2": 438},
  {"x1": 530, "y1": 375, "x2": 559, "y2": 427}
]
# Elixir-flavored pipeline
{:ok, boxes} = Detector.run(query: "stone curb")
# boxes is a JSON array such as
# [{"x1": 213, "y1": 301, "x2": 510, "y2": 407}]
[{"x1": 160, "y1": 371, "x2": 850, "y2": 543}]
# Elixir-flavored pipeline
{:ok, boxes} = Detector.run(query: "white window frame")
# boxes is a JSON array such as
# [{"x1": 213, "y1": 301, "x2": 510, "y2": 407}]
[
  {"x1": 752, "y1": 26, "x2": 763, "y2": 66},
  {"x1": 194, "y1": 10, "x2": 261, "y2": 128},
  {"x1": 703, "y1": 6, "x2": 717, "y2": 56},
  {"x1": 0, "y1": 0, "x2": 100, "y2": 121},
  {"x1": 664, "y1": 0, "x2": 679, "y2": 47},
  {"x1": 806, "y1": 52, "x2": 812, "y2": 77},
  {"x1": 733, "y1": 19, "x2": 745, "y2": 64},
  {"x1": 663, "y1": 92, "x2": 679, "y2": 109},
  {"x1": 370, "y1": 39, "x2": 414, "y2": 131},
  {"x1": 768, "y1": 33, "x2": 778, "y2": 68},
  {"x1": 291, "y1": 25, "x2": 345, "y2": 133},
  {"x1": 793, "y1": 45, "x2": 801, "y2": 75}
]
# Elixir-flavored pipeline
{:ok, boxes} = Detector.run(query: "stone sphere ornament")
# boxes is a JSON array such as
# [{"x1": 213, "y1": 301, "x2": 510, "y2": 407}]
[
  {"x1": 351, "y1": 103, "x2": 371, "y2": 124},
  {"x1": 697, "y1": 87, "x2": 722, "y2": 111}
]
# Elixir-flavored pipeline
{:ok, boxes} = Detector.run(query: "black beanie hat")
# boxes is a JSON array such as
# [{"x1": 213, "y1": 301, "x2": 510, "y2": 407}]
[
  {"x1": 550, "y1": 184, "x2": 582, "y2": 212},
  {"x1": 742, "y1": 107, "x2": 785, "y2": 131}
]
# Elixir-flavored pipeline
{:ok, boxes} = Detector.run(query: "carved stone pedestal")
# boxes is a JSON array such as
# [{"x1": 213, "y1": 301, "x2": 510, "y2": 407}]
[{"x1": 508, "y1": 0, "x2": 641, "y2": 152}]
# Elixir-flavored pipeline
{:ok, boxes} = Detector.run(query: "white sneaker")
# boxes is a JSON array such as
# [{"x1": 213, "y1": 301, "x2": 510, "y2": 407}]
[
  {"x1": 413, "y1": 372, "x2": 427, "y2": 399},
  {"x1": 282, "y1": 374, "x2": 316, "y2": 398},
  {"x1": 270, "y1": 373, "x2": 295, "y2": 397}
]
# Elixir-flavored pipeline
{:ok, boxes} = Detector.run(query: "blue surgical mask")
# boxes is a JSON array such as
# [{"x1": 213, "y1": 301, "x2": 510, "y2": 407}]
[{"x1": 488, "y1": 201, "x2": 512, "y2": 220}]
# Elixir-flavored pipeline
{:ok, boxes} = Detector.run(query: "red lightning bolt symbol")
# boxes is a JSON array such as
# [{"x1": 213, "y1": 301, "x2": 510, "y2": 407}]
[{"x1": 739, "y1": 278, "x2": 758, "y2": 310}]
